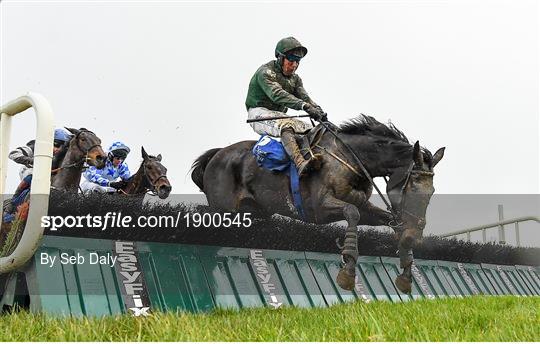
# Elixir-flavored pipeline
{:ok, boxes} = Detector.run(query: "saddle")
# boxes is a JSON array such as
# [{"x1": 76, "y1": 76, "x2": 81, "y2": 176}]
[{"x1": 296, "y1": 124, "x2": 327, "y2": 160}]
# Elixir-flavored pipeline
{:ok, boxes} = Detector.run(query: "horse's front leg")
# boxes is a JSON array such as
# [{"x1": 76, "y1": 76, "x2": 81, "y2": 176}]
[
  {"x1": 394, "y1": 229, "x2": 417, "y2": 294},
  {"x1": 354, "y1": 201, "x2": 394, "y2": 226},
  {"x1": 320, "y1": 194, "x2": 363, "y2": 291}
]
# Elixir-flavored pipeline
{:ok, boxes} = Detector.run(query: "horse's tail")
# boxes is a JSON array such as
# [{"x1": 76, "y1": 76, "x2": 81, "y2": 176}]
[{"x1": 191, "y1": 148, "x2": 221, "y2": 191}]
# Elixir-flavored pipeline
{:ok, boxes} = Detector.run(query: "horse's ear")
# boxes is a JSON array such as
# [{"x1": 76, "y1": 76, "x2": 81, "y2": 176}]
[
  {"x1": 156, "y1": 154, "x2": 162, "y2": 162},
  {"x1": 432, "y1": 147, "x2": 445, "y2": 167},
  {"x1": 413, "y1": 141, "x2": 423, "y2": 166},
  {"x1": 65, "y1": 127, "x2": 80, "y2": 135},
  {"x1": 141, "y1": 146, "x2": 149, "y2": 160}
]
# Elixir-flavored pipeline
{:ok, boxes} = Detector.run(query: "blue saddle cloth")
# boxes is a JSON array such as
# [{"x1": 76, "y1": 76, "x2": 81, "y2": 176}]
[{"x1": 252, "y1": 135, "x2": 305, "y2": 219}]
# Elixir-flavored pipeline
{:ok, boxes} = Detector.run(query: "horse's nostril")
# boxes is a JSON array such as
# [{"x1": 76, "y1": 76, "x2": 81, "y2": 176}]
[{"x1": 160, "y1": 185, "x2": 172, "y2": 192}]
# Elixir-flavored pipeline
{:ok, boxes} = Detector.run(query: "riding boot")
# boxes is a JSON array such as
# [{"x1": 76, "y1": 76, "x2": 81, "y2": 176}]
[{"x1": 281, "y1": 128, "x2": 319, "y2": 177}]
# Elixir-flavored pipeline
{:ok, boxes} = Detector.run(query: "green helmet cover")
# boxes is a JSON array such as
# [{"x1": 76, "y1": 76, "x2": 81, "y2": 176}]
[{"x1": 275, "y1": 37, "x2": 308, "y2": 58}]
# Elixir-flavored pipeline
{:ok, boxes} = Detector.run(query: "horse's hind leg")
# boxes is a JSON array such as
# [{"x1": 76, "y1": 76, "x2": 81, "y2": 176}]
[
  {"x1": 321, "y1": 195, "x2": 361, "y2": 291},
  {"x1": 237, "y1": 193, "x2": 268, "y2": 219}
]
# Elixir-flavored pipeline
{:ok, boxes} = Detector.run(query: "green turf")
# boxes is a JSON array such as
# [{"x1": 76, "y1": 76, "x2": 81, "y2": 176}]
[{"x1": 0, "y1": 296, "x2": 538, "y2": 341}]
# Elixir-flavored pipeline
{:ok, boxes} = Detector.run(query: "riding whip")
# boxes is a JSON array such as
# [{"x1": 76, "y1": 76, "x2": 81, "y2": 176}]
[{"x1": 246, "y1": 114, "x2": 311, "y2": 123}]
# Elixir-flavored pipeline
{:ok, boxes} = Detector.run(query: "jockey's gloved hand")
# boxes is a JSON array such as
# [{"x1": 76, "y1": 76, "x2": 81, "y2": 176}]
[
  {"x1": 314, "y1": 105, "x2": 329, "y2": 122},
  {"x1": 320, "y1": 113, "x2": 329, "y2": 122},
  {"x1": 303, "y1": 103, "x2": 325, "y2": 121},
  {"x1": 108, "y1": 180, "x2": 126, "y2": 189}
]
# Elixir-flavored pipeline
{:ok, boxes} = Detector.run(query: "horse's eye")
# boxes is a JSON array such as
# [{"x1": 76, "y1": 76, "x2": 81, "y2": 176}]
[{"x1": 147, "y1": 166, "x2": 152, "y2": 170}]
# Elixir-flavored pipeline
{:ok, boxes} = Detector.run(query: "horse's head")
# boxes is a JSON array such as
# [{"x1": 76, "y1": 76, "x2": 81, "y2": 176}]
[
  {"x1": 65, "y1": 128, "x2": 106, "y2": 169},
  {"x1": 387, "y1": 141, "x2": 445, "y2": 246},
  {"x1": 141, "y1": 146, "x2": 172, "y2": 199}
]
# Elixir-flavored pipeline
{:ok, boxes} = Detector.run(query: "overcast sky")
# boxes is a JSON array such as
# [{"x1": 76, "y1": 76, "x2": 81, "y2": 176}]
[{"x1": 1, "y1": 0, "x2": 538, "y2": 197}]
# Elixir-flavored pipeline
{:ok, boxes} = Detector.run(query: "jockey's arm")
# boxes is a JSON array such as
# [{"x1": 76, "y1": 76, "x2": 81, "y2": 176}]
[
  {"x1": 118, "y1": 163, "x2": 131, "y2": 181},
  {"x1": 294, "y1": 77, "x2": 320, "y2": 109},
  {"x1": 8, "y1": 146, "x2": 34, "y2": 167},
  {"x1": 83, "y1": 167, "x2": 110, "y2": 187},
  {"x1": 257, "y1": 69, "x2": 304, "y2": 110}
]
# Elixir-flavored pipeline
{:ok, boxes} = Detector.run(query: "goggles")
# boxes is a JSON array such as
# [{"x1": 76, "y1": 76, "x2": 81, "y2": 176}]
[
  {"x1": 110, "y1": 150, "x2": 128, "y2": 160},
  {"x1": 285, "y1": 53, "x2": 302, "y2": 63},
  {"x1": 53, "y1": 140, "x2": 64, "y2": 148}
]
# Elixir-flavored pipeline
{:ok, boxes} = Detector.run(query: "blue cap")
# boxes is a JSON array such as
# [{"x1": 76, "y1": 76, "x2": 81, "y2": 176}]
[{"x1": 54, "y1": 128, "x2": 71, "y2": 142}]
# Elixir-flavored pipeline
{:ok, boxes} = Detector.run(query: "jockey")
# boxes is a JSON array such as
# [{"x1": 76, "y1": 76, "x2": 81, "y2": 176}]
[
  {"x1": 9, "y1": 128, "x2": 71, "y2": 180},
  {"x1": 245, "y1": 36, "x2": 327, "y2": 176},
  {"x1": 80, "y1": 141, "x2": 131, "y2": 194},
  {"x1": 3, "y1": 128, "x2": 71, "y2": 221}
]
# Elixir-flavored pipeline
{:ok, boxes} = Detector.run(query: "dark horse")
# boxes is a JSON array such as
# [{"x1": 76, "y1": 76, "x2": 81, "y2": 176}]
[
  {"x1": 117, "y1": 146, "x2": 172, "y2": 199},
  {"x1": 1, "y1": 128, "x2": 106, "y2": 251},
  {"x1": 191, "y1": 115, "x2": 444, "y2": 293},
  {"x1": 51, "y1": 128, "x2": 106, "y2": 191}
]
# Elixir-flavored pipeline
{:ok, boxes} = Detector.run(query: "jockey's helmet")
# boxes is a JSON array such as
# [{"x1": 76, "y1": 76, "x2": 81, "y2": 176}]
[
  {"x1": 108, "y1": 141, "x2": 130, "y2": 160},
  {"x1": 54, "y1": 128, "x2": 71, "y2": 147},
  {"x1": 275, "y1": 37, "x2": 308, "y2": 60}
]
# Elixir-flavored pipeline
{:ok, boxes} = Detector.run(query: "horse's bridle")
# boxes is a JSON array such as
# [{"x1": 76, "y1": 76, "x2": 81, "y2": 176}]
[
  {"x1": 389, "y1": 162, "x2": 433, "y2": 231},
  {"x1": 51, "y1": 130, "x2": 103, "y2": 172},
  {"x1": 142, "y1": 160, "x2": 168, "y2": 195},
  {"x1": 75, "y1": 130, "x2": 103, "y2": 164},
  {"x1": 317, "y1": 122, "x2": 430, "y2": 231}
]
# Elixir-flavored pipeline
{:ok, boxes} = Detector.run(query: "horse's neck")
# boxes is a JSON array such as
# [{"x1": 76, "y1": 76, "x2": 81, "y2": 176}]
[
  {"x1": 51, "y1": 150, "x2": 84, "y2": 191},
  {"x1": 338, "y1": 134, "x2": 412, "y2": 177},
  {"x1": 123, "y1": 163, "x2": 147, "y2": 194}
]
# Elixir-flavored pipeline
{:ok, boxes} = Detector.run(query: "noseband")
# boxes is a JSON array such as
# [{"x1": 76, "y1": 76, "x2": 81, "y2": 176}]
[
  {"x1": 316, "y1": 122, "x2": 431, "y2": 231},
  {"x1": 74, "y1": 129, "x2": 102, "y2": 162},
  {"x1": 143, "y1": 160, "x2": 168, "y2": 195},
  {"x1": 391, "y1": 162, "x2": 433, "y2": 230},
  {"x1": 53, "y1": 130, "x2": 103, "y2": 171}
]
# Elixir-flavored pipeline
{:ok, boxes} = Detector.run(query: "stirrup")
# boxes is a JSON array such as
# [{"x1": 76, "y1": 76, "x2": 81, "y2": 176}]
[{"x1": 296, "y1": 160, "x2": 311, "y2": 177}]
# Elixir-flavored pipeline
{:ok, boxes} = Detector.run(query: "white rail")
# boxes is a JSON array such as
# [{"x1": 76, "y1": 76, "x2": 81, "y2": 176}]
[
  {"x1": 440, "y1": 216, "x2": 540, "y2": 246},
  {"x1": 0, "y1": 92, "x2": 54, "y2": 273}
]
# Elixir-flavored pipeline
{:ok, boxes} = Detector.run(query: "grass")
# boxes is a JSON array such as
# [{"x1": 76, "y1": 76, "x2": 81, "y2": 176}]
[{"x1": 0, "y1": 296, "x2": 538, "y2": 341}]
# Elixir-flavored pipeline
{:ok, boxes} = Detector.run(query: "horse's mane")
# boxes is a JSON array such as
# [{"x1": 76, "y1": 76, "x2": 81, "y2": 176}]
[
  {"x1": 79, "y1": 127, "x2": 93, "y2": 134},
  {"x1": 338, "y1": 115, "x2": 409, "y2": 144},
  {"x1": 339, "y1": 115, "x2": 437, "y2": 166}
]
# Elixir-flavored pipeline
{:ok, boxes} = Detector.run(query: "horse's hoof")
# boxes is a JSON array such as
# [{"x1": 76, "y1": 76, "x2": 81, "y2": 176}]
[
  {"x1": 395, "y1": 275, "x2": 412, "y2": 294},
  {"x1": 337, "y1": 268, "x2": 355, "y2": 291}
]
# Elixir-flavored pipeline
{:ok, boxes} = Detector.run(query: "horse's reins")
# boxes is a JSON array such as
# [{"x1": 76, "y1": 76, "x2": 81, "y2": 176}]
[
  {"x1": 142, "y1": 161, "x2": 168, "y2": 195},
  {"x1": 75, "y1": 129, "x2": 103, "y2": 167},
  {"x1": 393, "y1": 167, "x2": 433, "y2": 230},
  {"x1": 51, "y1": 130, "x2": 103, "y2": 174},
  {"x1": 116, "y1": 159, "x2": 168, "y2": 196},
  {"x1": 316, "y1": 120, "x2": 427, "y2": 229},
  {"x1": 317, "y1": 121, "x2": 393, "y2": 210}
]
